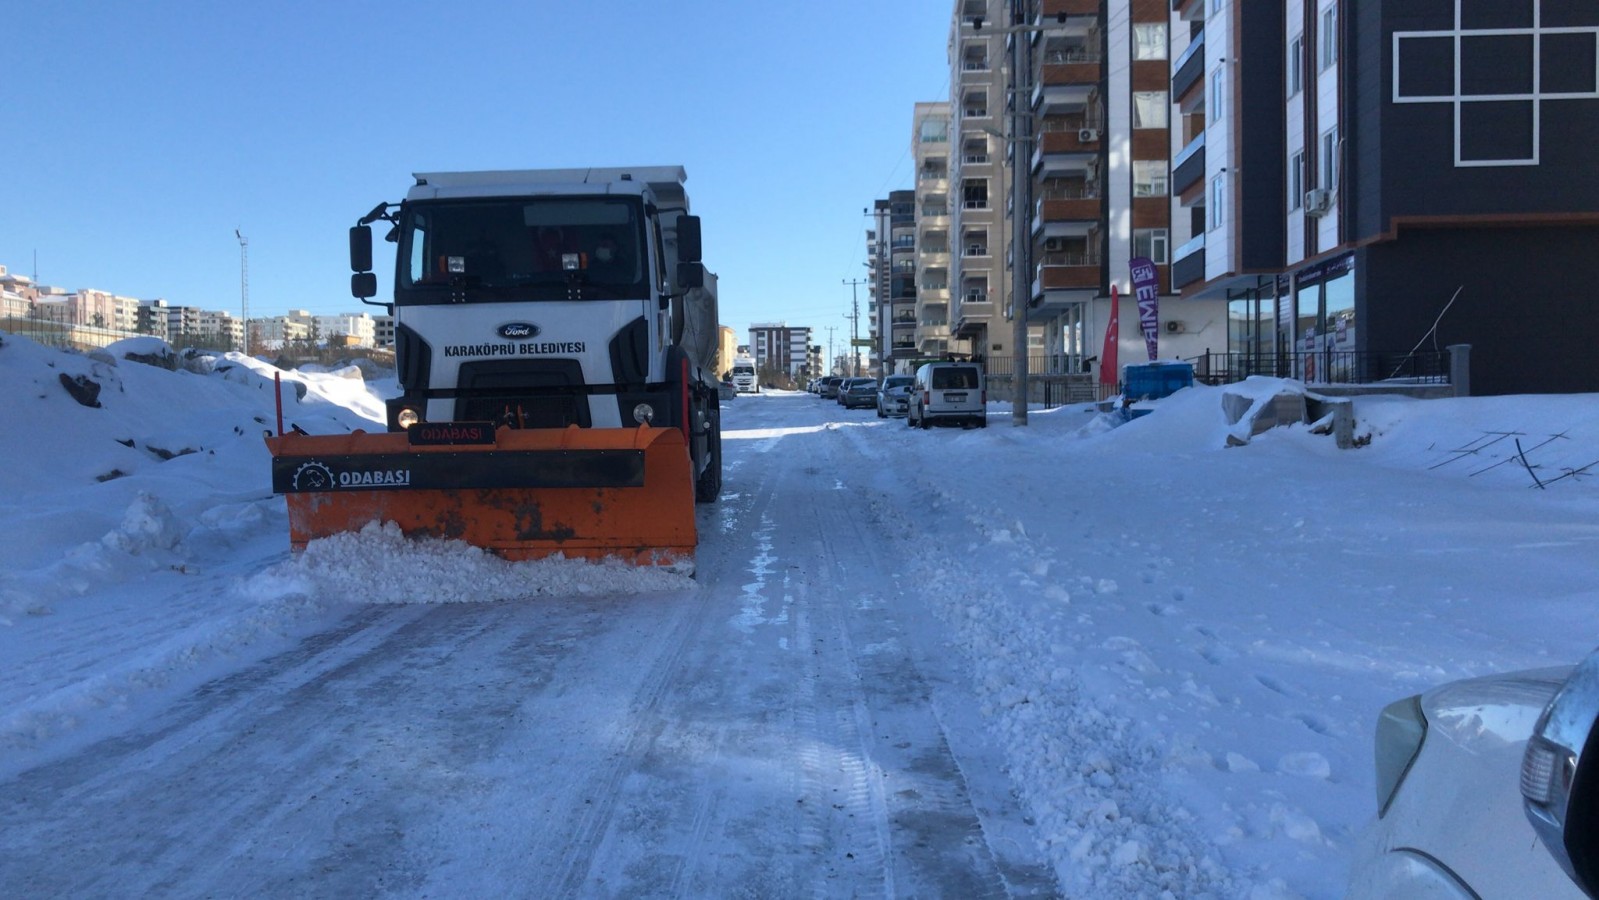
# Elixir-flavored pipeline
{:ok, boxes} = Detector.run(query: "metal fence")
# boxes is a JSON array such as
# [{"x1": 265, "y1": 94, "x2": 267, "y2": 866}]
[
  {"x1": 1188, "y1": 349, "x2": 1452, "y2": 387},
  {"x1": 976, "y1": 347, "x2": 1456, "y2": 411}
]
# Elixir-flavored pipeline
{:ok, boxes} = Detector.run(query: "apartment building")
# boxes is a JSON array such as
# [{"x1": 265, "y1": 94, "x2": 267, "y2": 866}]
[
  {"x1": 1171, "y1": 0, "x2": 1599, "y2": 395},
  {"x1": 947, "y1": 5, "x2": 1008, "y2": 365},
  {"x1": 869, "y1": 185, "x2": 923, "y2": 375},
  {"x1": 749, "y1": 322, "x2": 813, "y2": 381},
  {"x1": 942, "y1": 0, "x2": 1226, "y2": 397}
]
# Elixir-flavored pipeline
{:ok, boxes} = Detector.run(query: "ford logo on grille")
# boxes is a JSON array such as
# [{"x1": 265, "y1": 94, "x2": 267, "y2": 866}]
[{"x1": 498, "y1": 322, "x2": 540, "y2": 339}]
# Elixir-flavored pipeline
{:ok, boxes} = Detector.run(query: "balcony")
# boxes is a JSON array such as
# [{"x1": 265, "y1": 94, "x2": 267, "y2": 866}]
[
  {"x1": 952, "y1": 299, "x2": 996, "y2": 338},
  {"x1": 1032, "y1": 250, "x2": 1101, "y2": 306},
  {"x1": 1042, "y1": 0, "x2": 1099, "y2": 15},
  {"x1": 1034, "y1": 186, "x2": 1102, "y2": 235},
  {"x1": 1172, "y1": 132, "x2": 1206, "y2": 195},
  {"x1": 1171, "y1": 234, "x2": 1206, "y2": 290},
  {"x1": 1172, "y1": 29, "x2": 1205, "y2": 111}
]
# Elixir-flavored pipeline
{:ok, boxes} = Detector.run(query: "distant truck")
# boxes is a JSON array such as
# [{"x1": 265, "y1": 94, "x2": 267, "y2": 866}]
[
  {"x1": 266, "y1": 166, "x2": 722, "y2": 571},
  {"x1": 730, "y1": 356, "x2": 758, "y2": 393}
]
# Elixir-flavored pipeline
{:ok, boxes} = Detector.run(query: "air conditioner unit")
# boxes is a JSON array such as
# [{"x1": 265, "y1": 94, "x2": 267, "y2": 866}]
[
  {"x1": 1078, "y1": 128, "x2": 1101, "y2": 142},
  {"x1": 1165, "y1": 320, "x2": 1186, "y2": 334},
  {"x1": 1044, "y1": 237, "x2": 1065, "y2": 251},
  {"x1": 1304, "y1": 188, "x2": 1333, "y2": 216}
]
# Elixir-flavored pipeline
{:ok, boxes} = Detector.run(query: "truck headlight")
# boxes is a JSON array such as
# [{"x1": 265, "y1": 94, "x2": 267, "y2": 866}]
[
  {"x1": 632, "y1": 403, "x2": 656, "y2": 425},
  {"x1": 396, "y1": 407, "x2": 421, "y2": 429},
  {"x1": 1375, "y1": 695, "x2": 1428, "y2": 817}
]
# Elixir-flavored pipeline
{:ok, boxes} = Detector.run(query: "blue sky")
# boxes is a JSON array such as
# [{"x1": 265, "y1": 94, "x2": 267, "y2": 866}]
[{"x1": 3, "y1": 1, "x2": 951, "y2": 344}]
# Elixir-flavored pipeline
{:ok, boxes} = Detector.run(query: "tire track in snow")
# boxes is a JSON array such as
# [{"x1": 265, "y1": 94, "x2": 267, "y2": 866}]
[
  {"x1": 857, "y1": 447, "x2": 1240, "y2": 898},
  {"x1": 812, "y1": 421, "x2": 1058, "y2": 898}
]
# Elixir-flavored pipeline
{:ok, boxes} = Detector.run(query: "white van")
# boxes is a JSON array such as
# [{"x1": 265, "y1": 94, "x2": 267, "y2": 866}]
[{"x1": 907, "y1": 362, "x2": 986, "y2": 429}]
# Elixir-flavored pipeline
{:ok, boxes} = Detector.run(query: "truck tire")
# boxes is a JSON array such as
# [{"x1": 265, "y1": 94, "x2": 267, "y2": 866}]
[{"x1": 695, "y1": 403, "x2": 722, "y2": 503}]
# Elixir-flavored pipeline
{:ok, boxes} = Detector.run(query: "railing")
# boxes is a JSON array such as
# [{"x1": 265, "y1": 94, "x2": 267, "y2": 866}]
[
  {"x1": 1044, "y1": 48, "x2": 1103, "y2": 64},
  {"x1": 1038, "y1": 184, "x2": 1100, "y2": 201},
  {"x1": 1187, "y1": 349, "x2": 1452, "y2": 386},
  {"x1": 1038, "y1": 250, "x2": 1101, "y2": 267}
]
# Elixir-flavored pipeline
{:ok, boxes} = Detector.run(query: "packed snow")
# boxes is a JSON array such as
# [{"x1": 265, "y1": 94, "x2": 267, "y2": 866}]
[{"x1": 3, "y1": 330, "x2": 1597, "y2": 898}]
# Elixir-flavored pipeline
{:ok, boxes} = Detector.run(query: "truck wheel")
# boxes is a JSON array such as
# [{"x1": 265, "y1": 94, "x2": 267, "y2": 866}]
[{"x1": 695, "y1": 405, "x2": 722, "y2": 503}]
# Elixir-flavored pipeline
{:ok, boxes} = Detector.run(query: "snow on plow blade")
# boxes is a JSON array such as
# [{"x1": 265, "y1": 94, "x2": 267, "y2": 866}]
[{"x1": 265, "y1": 424, "x2": 696, "y2": 570}]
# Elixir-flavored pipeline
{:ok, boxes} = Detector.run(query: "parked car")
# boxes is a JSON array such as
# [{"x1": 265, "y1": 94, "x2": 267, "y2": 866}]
[
  {"x1": 907, "y1": 362, "x2": 986, "y2": 429},
  {"x1": 1346, "y1": 646, "x2": 1599, "y2": 898},
  {"x1": 876, "y1": 374, "x2": 914, "y2": 418},
  {"x1": 717, "y1": 380, "x2": 738, "y2": 402},
  {"x1": 836, "y1": 377, "x2": 871, "y2": 405},
  {"x1": 840, "y1": 378, "x2": 879, "y2": 410},
  {"x1": 820, "y1": 376, "x2": 844, "y2": 399}
]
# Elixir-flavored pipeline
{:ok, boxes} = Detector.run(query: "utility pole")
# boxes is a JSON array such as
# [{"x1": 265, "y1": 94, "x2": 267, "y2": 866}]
[
  {"x1": 843, "y1": 278, "x2": 867, "y2": 376},
  {"x1": 824, "y1": 325, "x2": 838, "y2": 375},
  {"x1": 234, "y1": 229, "x2": 250, "y2": 355},
  {"x1": 864, "y1": 204, "x2": 892, "y2": 375},
  {"x1": 1008, "y1": 0, "x2": 1034, "y2": 426}
]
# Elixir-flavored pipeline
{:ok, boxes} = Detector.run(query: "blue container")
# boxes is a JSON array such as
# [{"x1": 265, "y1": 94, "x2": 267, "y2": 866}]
[{"x1": 1122, "y1": 362, "x2": 1194, "y2": 401}]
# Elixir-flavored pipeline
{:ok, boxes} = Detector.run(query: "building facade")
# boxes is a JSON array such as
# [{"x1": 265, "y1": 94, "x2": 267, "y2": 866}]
[
  {"x1": 1171, "y1": 0, "x2": 1599, "y2": 395},
  {"x1": 749, "y1": 322, "x2": 813, "y2": 382}
]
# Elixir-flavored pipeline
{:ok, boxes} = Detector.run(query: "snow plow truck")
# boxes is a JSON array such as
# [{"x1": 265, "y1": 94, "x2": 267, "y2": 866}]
[{"x1": 265, "y1": 167, "x2": 722, "y2": 572}]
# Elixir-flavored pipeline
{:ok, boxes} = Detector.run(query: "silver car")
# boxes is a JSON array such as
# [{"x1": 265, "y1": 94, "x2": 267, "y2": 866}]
[
  {"x1": 1347, "y1": 646, "x2": 1599, "y2": 898},
  {"x1": 876, "y1": 374, "x2": 913, "y2": 418}
]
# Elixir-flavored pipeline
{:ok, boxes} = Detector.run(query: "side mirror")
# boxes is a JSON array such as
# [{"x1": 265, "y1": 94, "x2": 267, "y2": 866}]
[
  {"x1": 350, "y1": 224, "x2": 373, "y2": 273},
  {"x1": 1524, "y1": 646, "x2": 1599, "y2": 896},
  {"x1": 676, "y1": 214, "x2": 702, "y2": 263},
  {"x1": 677, "y1": 260, "x2": 705, "y2": 290},
  {"x1": 352, "y1": 272, "x2": 377, "y2": 300}
]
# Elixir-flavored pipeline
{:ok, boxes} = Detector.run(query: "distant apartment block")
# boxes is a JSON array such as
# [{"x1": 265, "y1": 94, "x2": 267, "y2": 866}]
[
  {"x1": 0, "y1": 262, "x2": 388, "y2": 354},
  {"x1": 749, "y1": 323, "x2": 813, "y2": 380}
]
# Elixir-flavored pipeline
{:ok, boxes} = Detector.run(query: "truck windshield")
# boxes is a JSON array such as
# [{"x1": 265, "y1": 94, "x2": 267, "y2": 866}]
[{"x1": 397, "y1": 197, "x2": 647, "y2": 302}]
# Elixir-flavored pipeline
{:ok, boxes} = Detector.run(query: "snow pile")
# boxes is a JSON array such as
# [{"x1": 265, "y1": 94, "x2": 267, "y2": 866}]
[{"x1": 289, "y1": 521, "x2": 697, "y2": 603}]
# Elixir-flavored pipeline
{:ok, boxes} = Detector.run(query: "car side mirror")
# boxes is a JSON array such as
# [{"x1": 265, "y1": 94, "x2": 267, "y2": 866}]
[{"x1": 1524, "y1": 646, "x2": 1599, "y2": 896}]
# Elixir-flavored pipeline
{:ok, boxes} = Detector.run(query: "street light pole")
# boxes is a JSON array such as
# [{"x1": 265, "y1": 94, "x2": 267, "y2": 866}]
[{"x1": 234, "y1": 229, "x2": 250, "y2": 355}]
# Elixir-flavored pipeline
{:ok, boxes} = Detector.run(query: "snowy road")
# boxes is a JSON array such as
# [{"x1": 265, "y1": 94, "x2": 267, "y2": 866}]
[
  {"x1": 0, "y1": 394, "x2": 1058, "y2": 899},
  {"x1": 6, "y1": 355, "x2": 1599, "y2": 899}
]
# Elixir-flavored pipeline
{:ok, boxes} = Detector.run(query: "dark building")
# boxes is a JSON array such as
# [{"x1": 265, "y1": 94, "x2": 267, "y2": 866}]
[{"x1": 1172, "y1": 0, "x2": 1599, "y2": 395}]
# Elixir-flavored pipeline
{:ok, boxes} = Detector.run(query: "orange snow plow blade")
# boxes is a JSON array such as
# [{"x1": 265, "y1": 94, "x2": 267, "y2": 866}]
[{"x1": 265, "y1": 424, "x2": 696, "y2": 570}]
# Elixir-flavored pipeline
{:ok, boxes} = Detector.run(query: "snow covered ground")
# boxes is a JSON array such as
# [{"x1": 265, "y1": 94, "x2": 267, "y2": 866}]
[{"x1": 2, "y1": 331, "x2": 1597, "y2": 898}]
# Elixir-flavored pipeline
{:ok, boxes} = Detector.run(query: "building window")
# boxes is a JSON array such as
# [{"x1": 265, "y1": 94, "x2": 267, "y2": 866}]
[
  {"x1": 1287, "y1": 35, "x2": 1303, "y2": 97},
  {"x1": 1210, "y1": 68, "x2": 1225, "y2": 123},
  {"x1": 1134, "y1": 228, "x2": 1169, "y2": 265},
  {"x1": 1133, "y1": 23, "x2": 1168, "y2": 61},
  {"x1": 1289, "y1": 150, "x2": 1304, "y2": 210},
  {"x1": 1210, "y1": 174, "x2": 1226, "y2": 231},
  {"x1": 1133, "y1": 161, "x2": 1169, "y2": 197},
  {"x1": 1320, "y1": 129, "x2": 1338, "y2": 189},
  {"x1": 962, "y1": 180, "x2": 989, "y2": 209},
  {"x1": 1133, "y1": 91, "x2": 1169, "y2": 128},
  {"x1": 1320, "y1": 5, "x2": 1337, "y2": 71}
]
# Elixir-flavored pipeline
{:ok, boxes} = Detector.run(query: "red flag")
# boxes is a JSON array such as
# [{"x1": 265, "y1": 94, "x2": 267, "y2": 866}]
[{"x1": 1100, "y1": 284, "x2": 1119, "y2": 386}]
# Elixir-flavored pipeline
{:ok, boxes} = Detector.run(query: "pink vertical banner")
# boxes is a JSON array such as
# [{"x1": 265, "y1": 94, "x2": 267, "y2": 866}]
[{"x1": 1129, "y1": 256, "x2": 1160, "y2": 361}]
